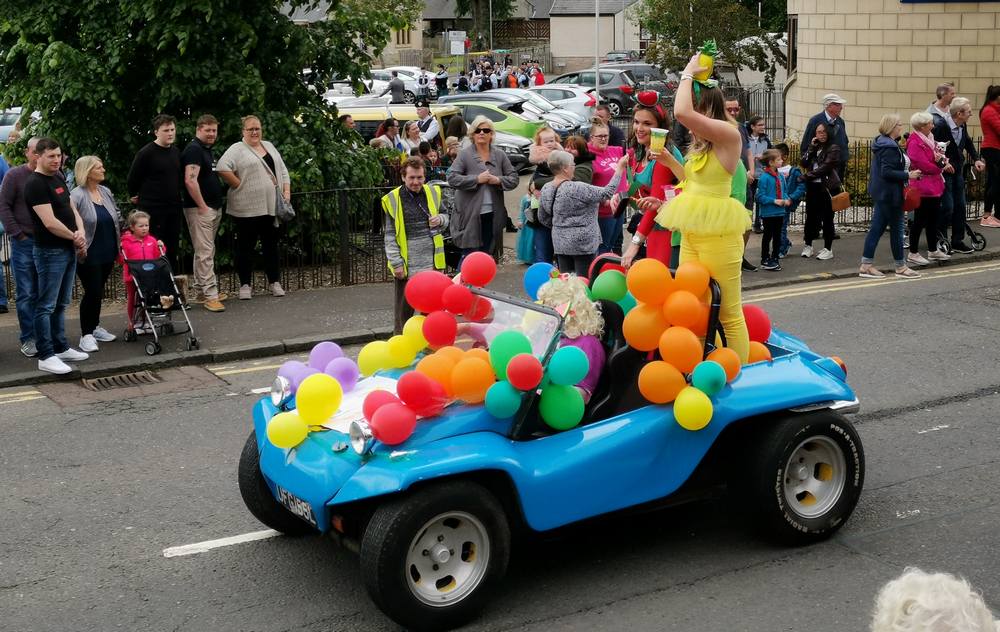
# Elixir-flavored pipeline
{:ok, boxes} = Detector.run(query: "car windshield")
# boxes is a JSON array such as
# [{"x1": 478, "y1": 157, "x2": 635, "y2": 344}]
[
  {"x1": 458, "y1": 288, "x2": 562, "y2": 358},
  {"x1": 522, "y1": 92, "x2": 556, "y2": 112},
  {"x1": 0, "y1": 111, "x2": 20, "y2": 126}
]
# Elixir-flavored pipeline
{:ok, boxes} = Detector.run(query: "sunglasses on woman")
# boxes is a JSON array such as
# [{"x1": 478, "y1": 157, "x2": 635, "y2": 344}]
[{"x1": 474, "y1": 128, "x2": 493, "y2": 135}]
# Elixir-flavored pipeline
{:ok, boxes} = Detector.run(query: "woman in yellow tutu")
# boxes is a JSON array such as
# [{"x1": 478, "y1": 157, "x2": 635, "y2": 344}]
[{"x1": 656, "y1": 54, "x2": 752, "y2": 362}]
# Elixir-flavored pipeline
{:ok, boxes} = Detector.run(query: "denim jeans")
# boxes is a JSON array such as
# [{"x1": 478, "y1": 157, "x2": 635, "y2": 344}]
[
  {"x1": 938, "y1": 172, "x2": 967, "y2": 246},
  {"x1": 0, "y1": 258, "x2": 7, "y2": 307},
  {"x1": 33, "y1": 246, "x2": 76, "y2": 360},
  {"x1": 10, "y1": 236, "x2": 39, "y2": 344},
  {"x1": 597, "y1": 215, "x2": 624, "y2": 254},
  {"x1": 779, "y1": 208, "x2": 793, "y2": 256},
  {"x1": 532, "y1": 224, "x2": 554, "y2": 264},
  {"x1": 861, "y1": 200, "x2": 905, "y2": 267}
]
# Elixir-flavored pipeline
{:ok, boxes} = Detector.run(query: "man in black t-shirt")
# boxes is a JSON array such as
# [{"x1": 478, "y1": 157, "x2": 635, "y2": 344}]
[
  {"x1": 127, "y1": 113, "x2": 183, "y2": 269},
  {"x1": 182, "y1": 114, "x2": 226, "y2": 312},
  {"x1": 23, "y1": 138, "x2": 90, "y2": 374}
]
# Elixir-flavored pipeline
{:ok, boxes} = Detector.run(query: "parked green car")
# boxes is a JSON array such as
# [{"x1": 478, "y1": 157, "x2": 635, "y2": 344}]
[{"x1": 445, "y1": 101, "x2": 546, "y2": 140}]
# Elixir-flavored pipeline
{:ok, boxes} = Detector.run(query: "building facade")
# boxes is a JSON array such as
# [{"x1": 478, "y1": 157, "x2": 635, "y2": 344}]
[{"x1": 786, "y1": 0, "x2": 1000, "y2": 142}]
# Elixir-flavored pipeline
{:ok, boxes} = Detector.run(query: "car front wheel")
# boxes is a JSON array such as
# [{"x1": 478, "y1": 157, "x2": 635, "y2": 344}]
[
  {"x1": 607, "y1": 99, "x2": 623, "y2": 117},
  {"x1": 237, "y1": 431, "x2": 315, "y2": 536},
  {"x1": 403, "y1": 90, "x2": 416, "y2": 103},
  {"x1": 737, "y1": 410, "x2": 865, "y2": 545},
  {"x1": 360, "y1": 480, "x2": 511, "y2": 631}
]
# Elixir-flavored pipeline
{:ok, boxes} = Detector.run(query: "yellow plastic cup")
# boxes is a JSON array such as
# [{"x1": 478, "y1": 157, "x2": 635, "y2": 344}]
[{"x1": 650, "y1": 128, "x2": 667, "y2": 154}]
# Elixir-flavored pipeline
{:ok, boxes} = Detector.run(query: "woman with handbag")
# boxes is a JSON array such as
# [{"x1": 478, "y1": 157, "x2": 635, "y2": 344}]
[
  {"x1": 905, "y1": 112, "x2": 948, "y2": 266},
  {"x1": 800, "y1": 122, "x2": 842, "y2": 260},
  {"x1": 217, "y1": 115, "x2": 292, "y2": 299},
  {"x1": 860, "y1": 113, "x2": 924, "y2": 280}
]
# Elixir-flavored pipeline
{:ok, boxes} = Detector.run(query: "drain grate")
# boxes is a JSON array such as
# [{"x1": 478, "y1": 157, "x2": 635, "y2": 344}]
[{"x1": 82, "y1": 370, "x2": 162, "y2": 392}]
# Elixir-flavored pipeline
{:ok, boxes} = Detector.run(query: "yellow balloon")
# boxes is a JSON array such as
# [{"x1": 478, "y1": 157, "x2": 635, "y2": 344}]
[
  {"x1": 387, "y1": 334, "x2": 419, "y2": 368},
  {"x1": 358, "y1": 340, "x2": 391, "y2": 376},
  {"x1": 266, "y1": 411, "x2": 309, "y2": 449},
  {"x1": 403, "y1": 315, "x2": 428, "y2": 350},
  {"x1": 673, "y1": 386, "x2": 713, "y2": 431},
  {"x1": 296, "y1": 373, "x2": 343, "y2": 424}
]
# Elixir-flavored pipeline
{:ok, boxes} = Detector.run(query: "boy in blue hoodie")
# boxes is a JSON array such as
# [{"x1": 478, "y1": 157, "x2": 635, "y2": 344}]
[
  {"x1": 755, "y1": 149, "x2": 791, "y2": 271},
  {"x1": 774, "y1": 143, "x2": 806, "y2": 258}
]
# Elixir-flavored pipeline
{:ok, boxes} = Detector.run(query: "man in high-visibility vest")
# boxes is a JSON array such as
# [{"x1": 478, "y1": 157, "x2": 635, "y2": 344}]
[{"x1": 382, "y1": 156, "x2": 449, "y2": 334}]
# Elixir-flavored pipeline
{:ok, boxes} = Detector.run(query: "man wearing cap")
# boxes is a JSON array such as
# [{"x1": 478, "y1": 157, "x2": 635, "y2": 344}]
[
  {"x1": 416, "y1": 101, "x2": 440, "y2": 145},
  {"x1": 801, "y1": 94, "x2": 850, "y2": 180}
]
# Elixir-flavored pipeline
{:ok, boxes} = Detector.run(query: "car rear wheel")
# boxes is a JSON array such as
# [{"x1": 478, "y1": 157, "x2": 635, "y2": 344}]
[
  {"x1": 360, "y1": 481, "x2": 510, "y2": 632},
  {"x1": 607, "y1": 99, "x2": 623, "y2": 117},
  {"x1": 736, "y1": 410, "x2": 865, "y2": 545},
  {"x1": 237, "y1": 431, "x2": 315, "y2": 536},
  {"x1": 403, "y1": 90, "x2": 416, "y2": 104}
]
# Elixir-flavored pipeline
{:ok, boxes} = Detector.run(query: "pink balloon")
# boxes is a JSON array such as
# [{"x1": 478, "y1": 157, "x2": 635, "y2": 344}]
[{"x1": 371, "y1": 403, "x2": 418, "y2": 445}]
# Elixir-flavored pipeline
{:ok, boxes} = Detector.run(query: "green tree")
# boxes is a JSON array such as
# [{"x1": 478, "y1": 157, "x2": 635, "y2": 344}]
[
  {"x1": 456, "y1": 0, "x2": 516, "y2": 48},
  {"x1": 0, "y1": 0, "x2": 420, "y2": 193},
  {"x1": 736, "y1": 0, "x2": 787, "y2": 33},
  {"x1": 634, "y1": 0, "x2": 785, "y2": 84}
]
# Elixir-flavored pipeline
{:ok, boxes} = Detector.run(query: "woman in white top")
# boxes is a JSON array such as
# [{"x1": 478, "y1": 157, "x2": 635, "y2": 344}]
[
  {"x1": 217, "y1": 115, "x2": 291, "y2": 300},
  {"x1": 400, "y1": 121, "x2": 423, "y2": 154}
]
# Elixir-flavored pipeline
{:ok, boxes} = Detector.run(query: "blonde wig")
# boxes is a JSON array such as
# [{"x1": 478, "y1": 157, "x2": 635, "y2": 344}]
[
  {"x1": 537, "y1": 274, "x2": 604, "y2": 339},
  {"x1": 871, "y1": 567, "x2": 1000, "y2": 632}
]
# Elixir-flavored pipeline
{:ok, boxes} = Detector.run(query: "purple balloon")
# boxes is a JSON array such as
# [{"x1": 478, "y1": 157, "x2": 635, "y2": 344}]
[
  {"x1": 324, "y1": 357, "x2": 360, "y2": 392},
  {"x1": 308, "y1": 341, "x2": 344, "y2": 370},
  {"x1": 289, "y1": 366, "x2": 319, "y2": 391},
  {"x1": 278, "y1": 360, "x2": 308, "y2": 383}
]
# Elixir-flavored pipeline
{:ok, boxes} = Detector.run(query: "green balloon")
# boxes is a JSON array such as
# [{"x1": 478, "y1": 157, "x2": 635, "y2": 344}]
[
  {"x1": 617, "y1": 291, "x2": 637, "y2": 314},
  {"x1": 547, "y1": 345, "x2": 590, "y2": 386},
  {"x1": 591, "y1": 270, "x2": 628, "y2": 302},
  {"x1": 485, "y1": 381, "x2": 522, "y2": 418},
  {"x1": 489, "y1": 330, "x2": 533, "y2": 380},
  {"x1": 691, "y1": 360, "x2": 727, "y2": 397},
  {"x1": 540, "y1": 384, "x2": 585, "y2": 430}
]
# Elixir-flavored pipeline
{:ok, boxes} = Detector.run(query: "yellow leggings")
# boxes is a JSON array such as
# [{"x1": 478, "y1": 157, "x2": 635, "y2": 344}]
[{"x1": 679, "y1": 232, "x2": 750, "y2": 363}]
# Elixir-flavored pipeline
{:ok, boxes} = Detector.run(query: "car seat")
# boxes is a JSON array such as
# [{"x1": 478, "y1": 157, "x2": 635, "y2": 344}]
[{"x1": 583, "y1": 299, "x2": 646, "y2": 424}]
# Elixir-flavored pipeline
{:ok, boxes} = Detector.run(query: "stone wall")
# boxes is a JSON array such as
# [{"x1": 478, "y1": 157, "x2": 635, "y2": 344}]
[{"x1": 786, "y1": 0, "x2": 1000, "y2": 142}]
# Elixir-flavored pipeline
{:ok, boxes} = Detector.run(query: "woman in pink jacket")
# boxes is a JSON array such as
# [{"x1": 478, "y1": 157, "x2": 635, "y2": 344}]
[{"x1": 905, "y1": 112, "x2": 948, "y2": 266}]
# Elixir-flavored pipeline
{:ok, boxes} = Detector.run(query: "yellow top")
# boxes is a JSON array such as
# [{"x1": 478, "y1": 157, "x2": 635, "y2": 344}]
[{"x1": 655, "y1": 151, "x2": 752, "y2": 236}]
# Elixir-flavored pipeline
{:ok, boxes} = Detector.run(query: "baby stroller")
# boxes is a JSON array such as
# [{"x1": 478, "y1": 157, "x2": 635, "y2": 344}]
[
  {"x1": 935, "y1": 221, "x2": 986, "y2": 255},
  {"x1": 120, "y1": 246, "x2": 199, "y2": 355}
]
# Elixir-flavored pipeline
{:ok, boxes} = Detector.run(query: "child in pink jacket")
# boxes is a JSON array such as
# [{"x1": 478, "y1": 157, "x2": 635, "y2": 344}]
[
  {"x1": 119, "y1": 211, "x2": 165, "y2": 331},
  {"x1": 906, "y1": 113, "x2": 947, "y2": 265}
]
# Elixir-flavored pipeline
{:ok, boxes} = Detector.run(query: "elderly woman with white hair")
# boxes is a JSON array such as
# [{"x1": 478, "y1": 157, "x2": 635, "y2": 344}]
[
  {"x1": 871, "y1": 567, "x2": 1000, "y2": 632},
  {"x1": 905, "y1": 110, "x2": 948, "y2": 267},
  {"x1": 70, "y1": 155, "x2": 122, "y2": 352},
  {"x1": 447, "y1": 115, "x2": 519, "y2": 258},
  {"x1": 537, "y1": 149, "x2": 627, "y2": 276}
]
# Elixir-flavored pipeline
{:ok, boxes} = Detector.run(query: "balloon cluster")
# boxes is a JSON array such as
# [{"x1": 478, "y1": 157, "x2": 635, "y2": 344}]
[
  {"x1": 268, "y1": 342, "x2": 355, "y2": 449},
  {"x1": 622, "y1": 259, "x2": 739, "y2": 431},
  {"x1": 589, "y1": 268, "x2": 639, "y2": 315}
]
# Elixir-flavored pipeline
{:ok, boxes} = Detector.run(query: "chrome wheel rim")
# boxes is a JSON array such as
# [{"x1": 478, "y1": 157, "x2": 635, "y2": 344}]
[
  {"x1": 405, "y1": 511, "x2": 490, "y2": 607},
  {"x1": 783, "y1": 436, "x2": 847, "y2": 519}
]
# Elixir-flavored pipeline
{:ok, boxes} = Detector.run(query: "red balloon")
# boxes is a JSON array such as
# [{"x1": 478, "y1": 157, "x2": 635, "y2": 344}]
[
  {"x1": 422, "y1": 310, "x2": 458, "y2": 347},
  {"x1": 413, "y1": 379, "x2": 448, "y2": 417},
  {"x1": 396, "y1": 371, "x2": 434, "y2": 410},
  {"x1": 460, "y1": 251, "x2": 497, "y2": 287},
  {"x1": 442, "y1": 284, "x2": 474, "y2": 315},
  {"x1": 362, "y1": 390, "x2": 401, "y2": 422},
  {"x1": 465, "y1": 296, "x2": 493, "y2": 322},
  {"x1": 743, "y1": 304, "x2": 772, "y2": 344},
  {"x1": 370, "y1": 403, "x2": 418, "y2": 445},
  {"x1": 404, "y1": 270, "x2": 452, "y2": 313},
  {"x1": 506, "y1": 353, "x2": 544, "y2": 391}
]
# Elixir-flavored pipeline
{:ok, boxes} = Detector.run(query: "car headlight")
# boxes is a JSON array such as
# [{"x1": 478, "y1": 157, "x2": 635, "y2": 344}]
[
  {"x1": 349, "y1": 420, "x2": 375, "y2": 455},
  {"x1": 497, "y1": 144, "x2": 521, "y2": 155},
  {"x1": 270, "y1": 376, "x2": 293, "y2": 408}
]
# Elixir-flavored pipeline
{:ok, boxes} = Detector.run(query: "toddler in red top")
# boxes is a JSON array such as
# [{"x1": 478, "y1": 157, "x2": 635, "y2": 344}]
[{"x1": 119, "y1": 211, "x2": 165, "y2": 331}]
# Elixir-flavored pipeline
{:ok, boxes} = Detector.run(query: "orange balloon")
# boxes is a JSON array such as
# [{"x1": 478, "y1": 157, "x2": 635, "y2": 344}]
[
  {"x1": 658, "y1": 326, "x2": 703, "y2": 374},
  {"x1": 416, "y1": 353, "x2": 456, "y2": 395},
  {"x1": 707, "y1": 347, "x2": 741, "y2": 382},
  {"x1": 638, "y1": 361, "x2": 687, "y2": 404},
  {"x1": 436, "y1": 346, "x2": 465, "y2": 363},
  {"x1": 689, "y1": 302, "x2": 710, "y2": 336},
  {"x1": 450, "y1": 357, "x2": 496, "y2": 403},
  {"x1": 626, "y1": 258, "x2": 673, "y2": 306},
  {"x1": 623, "y1": 303, "x2": 670, "y2": 351},
  {"x1": 662, "y1": 290, "x2": 704, "y2": 329},
  {"x1": 747, "y1": 341, "x2": 773, "y2": 364},
  {"x1": 464, "y1": 347, "x2": 490, "y2": 363},
  {"x1": 674, "y1": 261, "x2": 711, "y2": 296}
]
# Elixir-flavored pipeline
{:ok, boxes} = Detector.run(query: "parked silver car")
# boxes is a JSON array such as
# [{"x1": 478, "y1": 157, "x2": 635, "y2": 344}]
[
  {"x1": 529, "y1": 85, "x2": 599, "y2": 122},
  {"x1": 373, "y1": 67, "x2": 438, "y2": 102}
]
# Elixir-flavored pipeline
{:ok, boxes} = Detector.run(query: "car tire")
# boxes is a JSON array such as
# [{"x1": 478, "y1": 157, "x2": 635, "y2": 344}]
[
  {"x1": 237, "y1": 431, "x2": 315, "y2": 536},
  {"x1": 403, "y1": 90, "x2": 416, "y2": 104},
  {"x1": 360, "y1": 480, "x2": 511, "y2": 632},
  {"x1": 736, "y1": 410, "x2": 865, "y2": 545},
  {"x1": 607, "y1": 100, "x2": 623, "y2": 117}
]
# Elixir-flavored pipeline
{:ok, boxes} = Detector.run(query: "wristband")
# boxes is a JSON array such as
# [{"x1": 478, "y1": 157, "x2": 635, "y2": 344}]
[{"x1": 680, "y1": 74, "x2": 694, "y2": 82}]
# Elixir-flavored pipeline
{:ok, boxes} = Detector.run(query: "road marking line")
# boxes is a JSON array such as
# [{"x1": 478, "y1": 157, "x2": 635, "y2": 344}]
[
  {"x1": 249, "y1": 387, "x2": 271, "y2": 394},
  {"x1": 917, "y1": 424, "x2": 950, "y2": 434},
  {"x1": 747, "y1": 263, "x2": 1000, "y2": 303},
  {"x1": 162, "y1": 529, "x2": 281, "y2": 558},
  {"x1": 213, "y1": 364, "x2": 283, "y2": 376},
  {"x1": 0, "y1": 395, "x2": 47, "y2": 406},
  {"x1": 0, "y1": 390, "x2": 41, "y2": 400}
]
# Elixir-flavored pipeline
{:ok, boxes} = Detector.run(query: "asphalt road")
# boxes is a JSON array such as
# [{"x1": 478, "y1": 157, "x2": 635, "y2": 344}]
[{"x1": 3, "y1": 262, "x2": 1000, "y2": 632}]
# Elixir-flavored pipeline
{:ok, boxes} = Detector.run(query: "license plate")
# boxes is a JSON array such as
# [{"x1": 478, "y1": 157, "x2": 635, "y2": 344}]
[{"x1": 276, "y1": 486, "x2": 318, "y2": 527}]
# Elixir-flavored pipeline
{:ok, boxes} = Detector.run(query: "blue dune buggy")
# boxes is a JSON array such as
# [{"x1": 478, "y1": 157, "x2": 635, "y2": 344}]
[{"x1": 238, "y1": 261, "x2": 864, "y2": 631}]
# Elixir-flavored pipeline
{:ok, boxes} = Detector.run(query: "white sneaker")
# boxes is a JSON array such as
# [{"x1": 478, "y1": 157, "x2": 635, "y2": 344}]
[
  {"x1": 92, "y1": 326, "x2": 117, "y2": 342},
  {"x1": 927, "y1": 249, "x2": 951, "y2": 261},
  {"x1": 56, "y1": 348, "x2": 90, "y2": 362},
  {"x1": 801, "y1": 245, "x2": 814, "y2": 258},
  {"x1": 38, "y1": 356, "x2": 73, "y2": 374},
  {"x1": 816, "y1": 248, "x2": 834, "y2": 260},
  {"x1": 79, "y1": 335, "x2": 99, "y2": 353},
  {"x1": 907, "y1": 252, "x2": 930, "y2": 266},
  {"x1": 270, "y1": 282, "x2": 286, "y2": 297}
]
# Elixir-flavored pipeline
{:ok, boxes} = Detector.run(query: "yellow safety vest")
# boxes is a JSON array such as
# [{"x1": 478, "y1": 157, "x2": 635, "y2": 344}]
[{"x1": 381, "y1": 184, "x2": 446, "y2": 275}]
